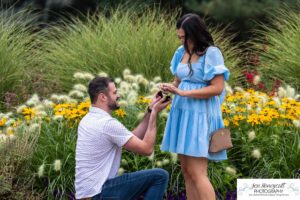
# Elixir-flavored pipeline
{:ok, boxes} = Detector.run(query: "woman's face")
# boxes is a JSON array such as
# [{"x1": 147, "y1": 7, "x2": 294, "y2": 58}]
[
  {"x1": 177, "y1": 28, "x2": 185, "y2": 45},
  {"x1": 177, "y1": 28, "x2": 194, "y2": 50}
]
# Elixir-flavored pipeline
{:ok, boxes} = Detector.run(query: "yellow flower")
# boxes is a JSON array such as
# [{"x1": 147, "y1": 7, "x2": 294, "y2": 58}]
[
  {"x1": 223, "y1": 119, "x2": 229, "y2": 127},
  {"x1": 0, "y1": 118, "x2": 7, "y2": 126},
  {"x1": 6, "y1": 127, "x2": 14, "y2": 135},
  {"x1": 115, "y1": 109, "x2": 126, "y2": 118},
  {"x1": 226, "y1": 95, "x2": 235, "y2": 102},
  {"x1": 247, "y1": 114, "x2": 260, "y2": 126},
  {"x1": 136, "y1": 96, "x2": 152, "y2": 104},
  {"x1": 22, "y1": 107, "x2": 36, "y2": 120},
  {"x1": 78, "y1": 101, "x2": 91, "y2": 110},
  {"x1": 270, "y1": 111, "x2": 279, "y2": 119},
  {"x1": 78, "y1": 109, "x2": 88, "y2": 116},
  {"x1": 235, "y1": 107, "x2": 246, "y2": 113},
  {"x1": 222, "y1": 105, "x2": 230, "y2": 114},
  {"x1": 24, "y1": 115, "x2": 31, "y2": 121},
  {"x1": 258, "y1": 115, "x2": 272, "y2": 124},
  {"x1": 246, "y1": 88, "x2": 255, "y2": 94},
  {"x1": 266, "y1": 101, "x2": 275, "y2": 106},
  {"x1": 167, "y1": 104, "x2": 172, "y2": 111},
  {"x1": 12, "y1": 120, "x2": 22, "y2": 127}
]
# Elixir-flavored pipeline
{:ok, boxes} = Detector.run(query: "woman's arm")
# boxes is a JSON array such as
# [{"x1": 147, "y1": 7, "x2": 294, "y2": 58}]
[
  {"x1": 162, "y1": 75, "x2": 224, "y2": 99},
  {"x1": 172, "y1": 76, "x2": 181, "y2": 87}
]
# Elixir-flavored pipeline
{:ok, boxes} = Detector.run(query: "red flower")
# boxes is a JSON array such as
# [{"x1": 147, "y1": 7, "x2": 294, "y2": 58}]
[
  {"x1": 271, "y1": 79, "x2": 281, "y2": 96},
  {"x1": 245, "y1": 72, "x2": 254, "y2": 83},
  {"x1": 258, "y1": 82, "x2": 265, "y2": 90}
]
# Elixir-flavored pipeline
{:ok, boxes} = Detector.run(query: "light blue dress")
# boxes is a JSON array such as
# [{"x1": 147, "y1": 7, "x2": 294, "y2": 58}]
[{"x1": 161, "y1": 46, "x2": 230, "y2": 161}]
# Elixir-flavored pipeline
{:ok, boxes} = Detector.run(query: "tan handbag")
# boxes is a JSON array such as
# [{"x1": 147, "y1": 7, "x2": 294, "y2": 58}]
[{"x1": 209, "y1": 128, "x2": 233, "y2": 153}]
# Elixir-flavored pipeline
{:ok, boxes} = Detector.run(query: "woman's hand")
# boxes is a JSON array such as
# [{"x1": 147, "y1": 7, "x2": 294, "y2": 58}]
[
  {"x1": 160, "y1": 83, "x2": 185, "y2": 96},
  {"x1": 159, "y1": 83, "x2": 170, "y2": 92}
]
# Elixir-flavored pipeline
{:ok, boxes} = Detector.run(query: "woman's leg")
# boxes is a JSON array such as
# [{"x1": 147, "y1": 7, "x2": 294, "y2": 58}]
[
  {"x1": 179, "y1": 155, "x2": 196, "y2": 200},
  {"x1": 180, "y1": 155, "x2": 215, "y2": 200}
]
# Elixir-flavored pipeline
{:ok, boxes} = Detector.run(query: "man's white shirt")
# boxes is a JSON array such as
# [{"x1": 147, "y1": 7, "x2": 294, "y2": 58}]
[{"x1": 75, "y1": 107, "x2": 133, "y2": 199}]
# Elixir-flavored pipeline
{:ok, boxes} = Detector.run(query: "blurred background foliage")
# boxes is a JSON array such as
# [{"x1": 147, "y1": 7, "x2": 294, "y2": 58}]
[
  {"x1": 2, "y1": 0, "x2": 300, "y2": 41},
  {"x1": 184, "y1": 0, "x2": 300, "y2": 41},
  {"x1": 1, "y1": 0, "x2": 300, "y2": 109}
]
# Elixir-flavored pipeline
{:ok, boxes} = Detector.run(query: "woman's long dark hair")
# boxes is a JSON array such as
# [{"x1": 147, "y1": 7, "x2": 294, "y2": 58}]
[{"x1": 177, "y1": 13, "x2": 214, "y2": 76}]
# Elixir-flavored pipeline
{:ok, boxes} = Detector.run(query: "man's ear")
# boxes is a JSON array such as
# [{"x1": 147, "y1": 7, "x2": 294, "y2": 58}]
[{"x1": 97, "y1": 93, "x2": 107, "y2": 102}]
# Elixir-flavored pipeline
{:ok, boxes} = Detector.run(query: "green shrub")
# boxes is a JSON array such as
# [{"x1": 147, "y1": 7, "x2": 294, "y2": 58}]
[
  {"x1": 253, "y1": 4, "x2": 300, "y2": 90},
  {"x1": 229, "y1": 126, "x2": 300, "y2": 178},
  {"x1": 185, "y1": 0, "x2": 300, "y2": 41},
  {"x1": 0, "y1": 122, "x2": 40, "y2": 199},
  {"x1": 40, "y1": 8, "x2": 242, "y2": 92},
  {"x1": 0, "y1": 9, "x2": 39, "y2": 109},
  {"x1": 30, "y1": 120, "x2": 77, "y2": 199}
]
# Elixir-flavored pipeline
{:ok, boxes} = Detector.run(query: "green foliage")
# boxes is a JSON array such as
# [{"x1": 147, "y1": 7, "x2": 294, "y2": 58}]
[
  {"x1": 210, "y1": 27, "x2": 243, "y2": 84},
  {"x1": 30, "y1": 120, "x2": 77, "y2": 199},
  {"x1": 185, "y1": 0, "x2": 299, "y2": 40},
  {"x1": 0, "y1": 123, "x2": 40, "y2": 199},
  {"x1": 253, "y1": 4, "x2": 300, "y2": 90},
  {"x1": 39, "y1": 7, "x2": 242, "y2": 92},
  {"x1": 229, "y1": 126, "x2": 300, "y2": 178},
  {"x1": 27, "y1": 104, "x2": 238, "y2": 198},
  {"x1": 0, "y1": 8, "x2": 39, "y2": 109},
  {"x1": 26, "y1": 106, "x2": 300, "y2": 199},
  {"x1": 38, "y1": 8, "x2": 179, "y2": 91}
]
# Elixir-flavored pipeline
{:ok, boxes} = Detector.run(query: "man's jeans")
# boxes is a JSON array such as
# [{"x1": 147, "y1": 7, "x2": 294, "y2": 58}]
[{"x1": 92, "y1": 168, "x2": 169, "y2": 200}]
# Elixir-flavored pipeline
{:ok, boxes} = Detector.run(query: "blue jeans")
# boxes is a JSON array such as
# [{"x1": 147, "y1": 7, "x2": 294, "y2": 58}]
[{"x1": 92, "y1": 168, "x2": 169, "y2": 200}]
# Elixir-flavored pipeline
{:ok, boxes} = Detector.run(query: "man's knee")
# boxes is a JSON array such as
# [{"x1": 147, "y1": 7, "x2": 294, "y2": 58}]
[{"x1": 151, "y1": 168, "x2": 169, "y2": 183}]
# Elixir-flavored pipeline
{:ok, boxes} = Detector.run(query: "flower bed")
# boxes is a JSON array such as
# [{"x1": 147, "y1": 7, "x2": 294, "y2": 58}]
[{"x1": 0, "y1": 70, "x2": 299, "y2": 199}]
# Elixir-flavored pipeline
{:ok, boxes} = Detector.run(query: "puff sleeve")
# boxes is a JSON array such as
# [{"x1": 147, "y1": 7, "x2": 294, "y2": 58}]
[
  {"x1": 203, "y1": 47, "x2": 230, "y2": 81},
  {"x1": 170, "y1": 46, "x2": 184, "y2": 75}
]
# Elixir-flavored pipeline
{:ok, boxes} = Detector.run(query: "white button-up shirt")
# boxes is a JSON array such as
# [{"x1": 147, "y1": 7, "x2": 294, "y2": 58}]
[{"x1": 75, "y1": 107, "x2": 133, "y2": 199}]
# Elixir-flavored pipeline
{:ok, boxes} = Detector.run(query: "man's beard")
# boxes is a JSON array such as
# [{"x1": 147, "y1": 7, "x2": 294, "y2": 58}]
[{"x1": 107, "y1": 97, "x2": 120, "y2": 110}]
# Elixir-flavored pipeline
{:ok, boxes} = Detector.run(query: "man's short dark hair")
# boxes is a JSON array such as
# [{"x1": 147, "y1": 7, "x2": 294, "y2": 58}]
[{"x1": 88, "y1": 76, "x2": 114, "y2": 104}]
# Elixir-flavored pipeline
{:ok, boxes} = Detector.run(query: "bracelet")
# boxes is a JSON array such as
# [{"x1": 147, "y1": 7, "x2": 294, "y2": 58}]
[{"x1": 147, "y1": 106, "x2": 152, "y2": 113}]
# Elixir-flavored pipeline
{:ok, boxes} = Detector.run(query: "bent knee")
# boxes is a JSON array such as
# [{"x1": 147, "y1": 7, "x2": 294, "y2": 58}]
[{"x1": 151, "y1": 168, "x2": 169, "y2": 181}]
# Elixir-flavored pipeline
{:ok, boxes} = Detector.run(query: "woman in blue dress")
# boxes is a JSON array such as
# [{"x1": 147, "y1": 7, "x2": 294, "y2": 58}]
[{"x1": 160, "y1": 13, "x2": 230, "y2": 200}]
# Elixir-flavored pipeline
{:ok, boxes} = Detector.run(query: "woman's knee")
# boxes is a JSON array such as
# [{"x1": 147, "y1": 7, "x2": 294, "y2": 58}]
[
  {"x1": 180, "y1": 164, "x2": 189, "y2": 178},
  {"x1": 181, "y1": 157, "x2": 208, "y2": 179}
]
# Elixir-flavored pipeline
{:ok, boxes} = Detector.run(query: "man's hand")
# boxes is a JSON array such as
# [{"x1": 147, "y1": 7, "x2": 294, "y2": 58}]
[
  {"x1": 151, "y1": 96, "x2": 171, "y2": 113},
  {"x1": 148, "y1": 93, "x2": 162, "y2": 110},
  {"x1": 124, "y1": 94, "x2": 170, "y2": 156}
]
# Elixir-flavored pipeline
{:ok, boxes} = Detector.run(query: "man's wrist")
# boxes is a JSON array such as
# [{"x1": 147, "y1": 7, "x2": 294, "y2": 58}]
[
  {"x1": 148, "y1": 106, "x2": 159, "y2": 115},
  {"x1": 147, "y1": 106, "x2": 152, "y2": 113},
  {"x1": 151, "y1": 109, "x2": 158, "y2": 115}
]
